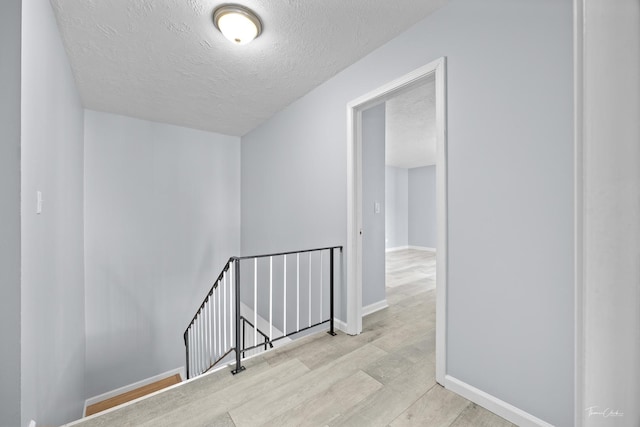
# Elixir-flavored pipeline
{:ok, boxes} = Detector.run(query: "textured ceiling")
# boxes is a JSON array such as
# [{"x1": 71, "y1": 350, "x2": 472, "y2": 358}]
[
  {"x1": 51, "y1": 0, "x2": 446, "y2": 136},
  {"x1": 385, "y1": 76, "x2": 436, "y2": 169}
]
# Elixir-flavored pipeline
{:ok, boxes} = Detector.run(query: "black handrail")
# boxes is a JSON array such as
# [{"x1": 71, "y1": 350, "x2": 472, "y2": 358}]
[
  {"x1": 183, "y1": 256, "x2": 234, "y2": 343},
  {"x1": 234, "y1": 245, "x2": 342, "y2": 261}
]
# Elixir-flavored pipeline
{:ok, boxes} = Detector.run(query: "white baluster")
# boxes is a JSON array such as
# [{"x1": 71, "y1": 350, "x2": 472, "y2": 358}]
[
  {"x1": 283, "y1": 255, "x2": 287, "y2": 336},
  {"x1": 192, "y1": 327, "x2": 196, "y2": 376},
  {"x1": 254, "y1": 258, "x2": 258, "y2": 348},
  {"x1": 202, "y1": 315, "x2": 205, "y2": 372},
  {"x1": 195, "y1": 318, "x2": 200, "y2": 374},
  {"x1": 308, "y1": 252, "x2": 312, "y2": 327},
  {"x1": 217, "y1": 280, "x2": 222, "y2": 358},
  {"x1": 269, "y1": 256, "x2": 273, "y2": 342},
  {"x1": 209, "y1": 296, "x2": 214, "y2": 365},
  {"x1": 215, "y1": 286, "x2": 219, "y2": 358},
  {"x1": 223, "y1": 271, "x2": 227, "y2": 352},
  {"x1": 203, "y1": 298, "x2": 208, "y2": 368},
  {"x1": 209, "y1": 295, "x2": 214, "y2": 365},
  {"x1": 297, "y1": 253, "x2": 300, "y2": 332},
  {"x1": 320, "y1": 250, "x2": 323, "y2": 321}
]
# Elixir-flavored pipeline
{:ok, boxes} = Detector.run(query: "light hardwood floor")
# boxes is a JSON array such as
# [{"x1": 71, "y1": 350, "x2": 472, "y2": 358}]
[{"x1": 68, "y1": 249, "x2": 514, "y2": 427}]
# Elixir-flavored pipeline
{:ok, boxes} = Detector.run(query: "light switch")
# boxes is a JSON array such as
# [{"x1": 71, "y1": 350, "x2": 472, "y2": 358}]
[
  {"x1": 374, "y1": 201, "x2": 381, "y2": 214},
  {"x1": 36, "y1": 191, "x2": 42, "y2": 214}
]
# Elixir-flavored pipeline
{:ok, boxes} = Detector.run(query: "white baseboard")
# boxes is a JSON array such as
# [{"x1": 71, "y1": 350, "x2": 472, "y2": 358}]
[
  {"x1": 334, "y1": 317, "x2": 348, "y2": 333},
  {"x1": 444, "y1": 375, "x2": 553, "y2": 427},
  {"x1": 362, "y1": 299, "x2": 389, "y2": 317},
  {"x1": 408, "y1": 245, "x2": 436, "y2": 252},
  {"x1": 386, "y1": 246, "x2": 436, "y2": 252},
  {"x1": 83, "y1": 366, "x2": 185, "y2": 416},
  {"x1": 385, "y1": 246, "x2": 409, "y2": 253}
]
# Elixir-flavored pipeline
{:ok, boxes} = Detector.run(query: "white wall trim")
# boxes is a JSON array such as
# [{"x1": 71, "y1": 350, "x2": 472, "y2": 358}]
[
  {"x1": 334, "y1": 317, "x2": 349, "y2": 333},
  {"x1": 82, "y1": 366, "x2": 185, "y2": 417},
  {"x1": 444, "y1": 375, "x2": 553, "y2": 427},
  {"x1": 573, "y1": 1, "x2": 584, "y2": 425},
  {"x1": 385, "y1": 246, "x2": 409, "y2": 253},
  {"x1": 346, "y1": 98, "x2": 362, "y2": 336},
  {"x1": 362, "y1": 299, "x2": 389, "y2": 317},
  {"x1": 385, "y1": 245, "x2": 436, "y2": 253},
  {"x1": 408, "y1": 245, "x2": 436, "y2": 252},
  {"x1": 578, "y1": 1, "x2": 640, "y2": 425},
  {"x1": 346, "y1": 57, "x2": 448, "y2": 384}
]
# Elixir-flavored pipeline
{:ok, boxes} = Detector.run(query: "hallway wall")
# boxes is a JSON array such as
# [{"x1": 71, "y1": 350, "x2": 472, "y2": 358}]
[
  {"x1": 21, "y1": 0, "x2": 86, "y2": 424},
  {"x1": 385, "y1": 166, "x2": 409, "y2": 249},
  {"x1": 0, "y1": 0, "x2": 22, "y2": 425},
  {"x1": 408, "y1": 165, "x2": 437, "y2": 249},
  {"x1": 84, "y1": 111, "x2": 241, "y2": 398},
  {"x1": 362, "y1": 104, "x2": 386, "y2": 307},
  {"x1": 386, "y1": 165, "x2": 437, "y2": 250},
  {"x1": 241, "y1": 0, "x2": 574, "y2": 425}
]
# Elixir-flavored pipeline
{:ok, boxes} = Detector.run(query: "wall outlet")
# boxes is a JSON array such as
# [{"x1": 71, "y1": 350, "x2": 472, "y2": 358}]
[{"x1": 374, "y1": 201, "x2": 381, "y2": 214}]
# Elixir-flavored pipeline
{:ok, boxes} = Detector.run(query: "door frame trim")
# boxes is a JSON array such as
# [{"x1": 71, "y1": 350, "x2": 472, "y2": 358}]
[{"x1": 345, "y1": 57, "x2": 448, "y2": 384}]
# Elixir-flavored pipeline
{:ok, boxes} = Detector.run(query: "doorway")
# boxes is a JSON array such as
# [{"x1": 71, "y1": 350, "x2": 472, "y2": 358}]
[
  {"x1": 346, "y1": 57, "x2": 447, "y2": 384},
  {"x1": 384, "y1": 75, "x2": 438, "y2": 319}
]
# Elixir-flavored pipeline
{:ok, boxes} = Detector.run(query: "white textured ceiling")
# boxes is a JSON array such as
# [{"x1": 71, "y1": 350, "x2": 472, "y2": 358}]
[
  {"x1": 385, "y1": 76, "x2": 436, "y2": 169},
  {"x1": 51, "y1": 0, "x2": 446, "y2": 136}
]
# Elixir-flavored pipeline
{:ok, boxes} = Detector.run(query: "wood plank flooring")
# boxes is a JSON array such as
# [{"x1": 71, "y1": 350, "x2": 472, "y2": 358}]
[{"x1": 67, "y1": 249, "x2": 514, "y2": 427}]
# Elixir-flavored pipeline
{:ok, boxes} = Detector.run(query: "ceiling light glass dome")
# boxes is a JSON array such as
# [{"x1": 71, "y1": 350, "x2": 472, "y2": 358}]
[{"x1": 213, "y1": 5, "x2": 262, "y2": 45}]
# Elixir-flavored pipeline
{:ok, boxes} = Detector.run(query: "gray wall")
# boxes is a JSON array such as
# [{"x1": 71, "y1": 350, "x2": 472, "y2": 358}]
[
  {"x1": 362, "y1": 104, "x2": 386, "y2": 307},
  {"x1": 408, "y1": 165, "x2": 436, "y2": 249},
  {"x1": 0, "y1": 0, "x2": 22, "y2": 425},
  {"x1": 20, "y1": 0, "x2": 86, "y2": 424},
  {"x1": 385, "y1": 166, "x2": 409, "y2": 249},
  {"x1": 240, "y1": 0, "x2": 574, "y2": 425},
  {"x1": 84, "y1": 111, "x2": 241, "y2": 397}
]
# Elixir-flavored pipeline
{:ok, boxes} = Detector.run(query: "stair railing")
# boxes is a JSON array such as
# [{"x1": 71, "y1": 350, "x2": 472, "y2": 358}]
[
  {"x1": 183, "y1": 257, "x2": 236, "y2": 379},
  {"x1": 184, "y1": 246, "x2": 342, "y2": 379},
  {"x1": 240, "y1": 316, "x2": 272, "y2": 358}
]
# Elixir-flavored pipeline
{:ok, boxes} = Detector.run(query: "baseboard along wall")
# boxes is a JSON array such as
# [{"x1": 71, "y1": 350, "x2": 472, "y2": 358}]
[
  {"x1": 362, "y1": 300, "x2": 389, "y2": 317},
  {"x1": 444, "y1": 375, "x2": 553, "y2": 427},
  {"x1": 385, "y1": 246, "x2": 436, "y2": 253}
]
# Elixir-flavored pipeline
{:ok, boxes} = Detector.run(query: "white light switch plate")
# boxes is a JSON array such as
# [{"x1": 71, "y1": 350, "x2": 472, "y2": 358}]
[
  {"x1": 374, "y1": 201, "x2": 381, "y2": 214},
  {"x1": 36, "y1": 191, "x2": 42, "y2": 214}
]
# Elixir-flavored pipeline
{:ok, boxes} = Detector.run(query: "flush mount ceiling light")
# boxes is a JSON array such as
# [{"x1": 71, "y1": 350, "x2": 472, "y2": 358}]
[{"x1": 213, "y1": 4, "x2": 262, "y2": 45}]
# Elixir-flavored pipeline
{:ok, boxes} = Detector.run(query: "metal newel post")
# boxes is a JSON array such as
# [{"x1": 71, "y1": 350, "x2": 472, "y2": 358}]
[
  {"x1": 184, "y1": 332, "x2": 190, "y2": 379},
  {"x1": 328, "y1": 248, "x2": 337, "y2": 336},
  {"x1": 232, "y1": 258, "x2": 245, "y2": 374}
]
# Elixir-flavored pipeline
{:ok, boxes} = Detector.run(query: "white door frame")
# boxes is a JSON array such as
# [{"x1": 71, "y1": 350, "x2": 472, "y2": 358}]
[{"x1": 346, "y1": 57, "x2": 447, "y2": 384}]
